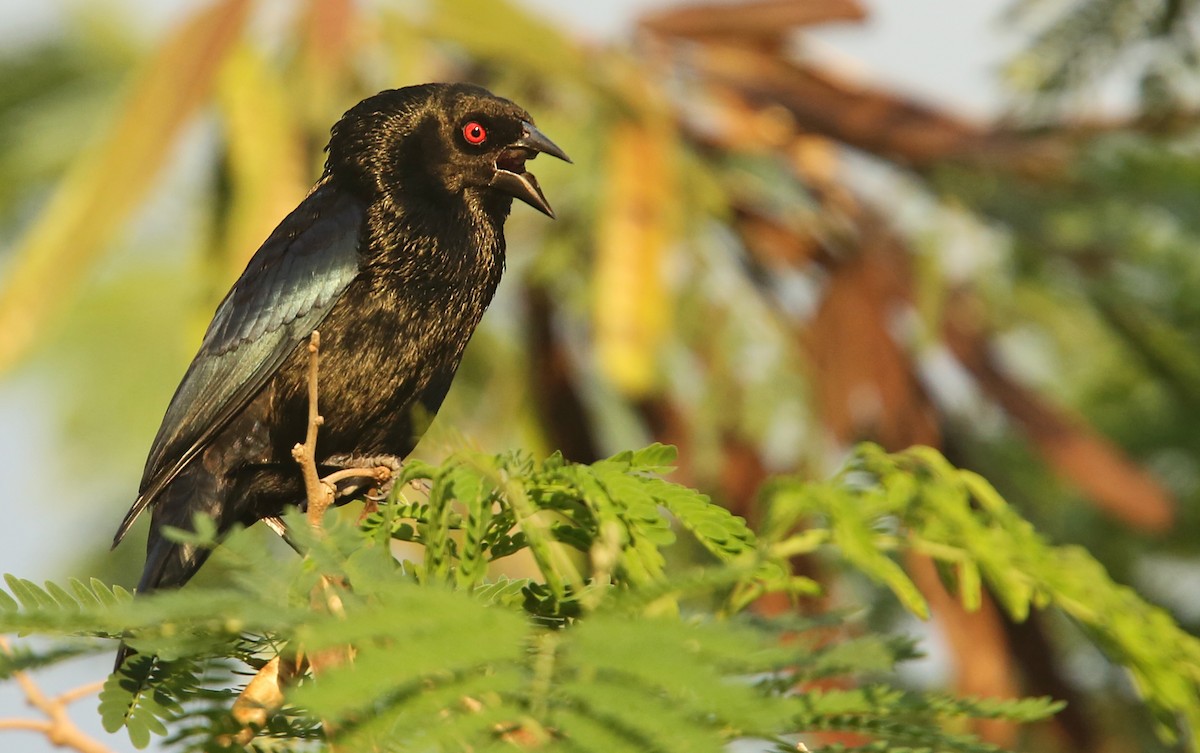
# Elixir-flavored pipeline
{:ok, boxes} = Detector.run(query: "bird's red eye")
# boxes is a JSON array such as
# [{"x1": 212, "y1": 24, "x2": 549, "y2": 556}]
[{"x1": 462, "y1": 121, "x2": 487, "y2": 145}]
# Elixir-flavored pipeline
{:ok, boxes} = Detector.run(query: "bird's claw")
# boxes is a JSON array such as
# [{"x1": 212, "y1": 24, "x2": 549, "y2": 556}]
[
  {"x1": 364, "y1": 465, "x2": 398, "y2": 501},
  {"x1": 323, "y1": 454, "x2": 404, "y2": 503}
]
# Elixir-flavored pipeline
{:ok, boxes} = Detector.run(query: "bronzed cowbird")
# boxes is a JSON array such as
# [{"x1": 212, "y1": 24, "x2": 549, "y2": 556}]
[{"x1": 111, "y1": 83, "x2": 568, "y2": 657}]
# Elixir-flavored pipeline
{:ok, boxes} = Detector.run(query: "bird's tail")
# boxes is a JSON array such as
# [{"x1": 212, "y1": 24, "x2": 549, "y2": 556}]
[
  {"x1": 139, "y1": 521, "x2": 216, "y2": 593},
  {"x1": 114, "y1": 529, "x2": 217, "y2": 672},
  {"x1": 114, "y1": 473, "x2": 222, "y2": 672}
]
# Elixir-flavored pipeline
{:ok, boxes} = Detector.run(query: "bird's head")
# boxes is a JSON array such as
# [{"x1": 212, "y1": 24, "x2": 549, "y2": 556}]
[{"x1": 326, "y1": 83, "x2": 570, "y2": 219}]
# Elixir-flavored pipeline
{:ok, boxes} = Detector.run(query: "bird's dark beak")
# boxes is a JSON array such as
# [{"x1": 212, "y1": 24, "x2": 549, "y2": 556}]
[{"x1": 490, "y1": 122, "x2": 571, "y2": 219}]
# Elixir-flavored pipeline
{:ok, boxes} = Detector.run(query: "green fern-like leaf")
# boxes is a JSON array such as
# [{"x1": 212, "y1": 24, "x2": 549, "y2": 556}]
[
  {"x1": 0, "y1": 444, "x2": 1079, "y2": 753},
  {"x1": 0, "y1": 639, "x2": 100, "y2": 678},
  {"x1": 100, "y1": 654, "x2": 195, "y2": 748},
  {"x1": 292, "y1": 583, "x2": 528, "y2": 722},
  {"x1": 766, "y1": 442, "x2": 1200, "y2": 749}
]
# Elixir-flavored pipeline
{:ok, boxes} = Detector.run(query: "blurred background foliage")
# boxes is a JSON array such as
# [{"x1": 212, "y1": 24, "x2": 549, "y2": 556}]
[{"x1": 2, "y1": 0, "x2": 1200, "y2": 751}]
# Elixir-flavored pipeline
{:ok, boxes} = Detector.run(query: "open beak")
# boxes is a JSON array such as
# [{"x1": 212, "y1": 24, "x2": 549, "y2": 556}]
[{"x1": 490, "y1": 122, "x2": 571, "y2": 218}]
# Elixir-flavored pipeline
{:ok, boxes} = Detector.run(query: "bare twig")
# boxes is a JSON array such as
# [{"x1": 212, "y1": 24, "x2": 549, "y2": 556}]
[
  {"x1": 285, "y1": 329, "x2": 361, "y2": 751},
  {"x1": 55, "y1": 682, "x2": 107, "y2": 707},
  {"x1": 0, "y1": 637, "x2": 116, "y2": 753},
  {"x1": 275, "y1": 328, "x2": 404, "y2": 749},
  {"x1": 292, "y1": 331, "x2": 336, "y2": 528},
  {"x1": 323, "y1": 466, "x2": 393, "y2": 488},
  {"x1": 640, "y1": 0, "x2": 865, "y2": 42},
  {"x1": 684, "y1": 41, "x2": 1070, "y2": 179},
  {"x1": 291, "y1": 331, "x2": 395, "y2": 528}
]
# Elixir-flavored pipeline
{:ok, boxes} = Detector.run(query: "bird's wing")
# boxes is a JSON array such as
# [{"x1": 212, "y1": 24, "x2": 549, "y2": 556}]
[{"x1": 113, "y1": 180, "x2": 365, "y2": 546}]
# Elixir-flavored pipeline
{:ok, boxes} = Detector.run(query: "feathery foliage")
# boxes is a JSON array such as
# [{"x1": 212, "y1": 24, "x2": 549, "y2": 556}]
[
  {"x1": 762, "y1": 443, "x2": 1200, "y2": 746},
  {"x1": 5, "y1": 444, "x2": 1197, "y2": 750}
]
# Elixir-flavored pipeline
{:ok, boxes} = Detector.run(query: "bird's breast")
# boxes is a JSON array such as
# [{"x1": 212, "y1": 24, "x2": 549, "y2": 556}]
[{"x1": 274, "y1": 267, "x2": 499, "y2": 458}]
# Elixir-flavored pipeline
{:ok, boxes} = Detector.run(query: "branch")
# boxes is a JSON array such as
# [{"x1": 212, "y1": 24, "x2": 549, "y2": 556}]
[
  {"x1": 285, "y1": 329, "x2": 356, "y2": 751},
  {"x1": 292, "y1": 331, "x2": 336, "y2": 528},
  {"x1": 0, "y1": 637, "x2": 116, "y2": 753},
  {"x1": 941, "y1": 292, "x2": 1174, "y2": 532},
  {"x1": 684, "y1": 41, "x2": 1070, "y2": 179},
  {"x1": 323, "y1": 466, "x2": 392, "y2": 488},
  {"x1": 290, "y1": 331, "x2": 395, "y2": 525},
  {"x1": 640, "y1": 0, "x2": 865, "y2": 43}
]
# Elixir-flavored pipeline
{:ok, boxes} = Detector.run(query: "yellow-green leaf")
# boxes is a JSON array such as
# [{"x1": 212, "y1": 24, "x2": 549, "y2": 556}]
[
  {"x1": 594, "y1": 117, "x2": 677, "y2": 396},
  {"x1": 0, "y1": 0, "x2": 251, "y2": 373},
  {"x1": 214, "y1": 41, "x2": 307, "y2": 274}
]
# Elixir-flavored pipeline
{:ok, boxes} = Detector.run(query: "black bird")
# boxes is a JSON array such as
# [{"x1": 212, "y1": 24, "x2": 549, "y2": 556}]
[{"x1": 112, "y1": 83, "x2": 568, "y2": 657}]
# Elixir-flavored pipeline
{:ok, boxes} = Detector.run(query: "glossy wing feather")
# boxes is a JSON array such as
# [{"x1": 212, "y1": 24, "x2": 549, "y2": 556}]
[{"x1": 112, "y1": 180, "x2": 365, "y2": 546}]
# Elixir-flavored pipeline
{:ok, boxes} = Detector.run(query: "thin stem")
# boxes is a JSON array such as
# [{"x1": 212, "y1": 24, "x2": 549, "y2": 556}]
[
  {"x1": 286, "y1": 330, "x2": 353, "y2": 751},
  {"x1": 0, "y1": 637, "x2": 117, "y2": 753},
  {"x1": 55, "y1": 681, "x2": 107, "y2": 707},
  {"x1": 291, "y1": 331, "x2": 335, "y2": 529},
  {"x1": 323, "y1": 467, "x2": 389, "y2": 487},
  {"x1": 0, "y1": 719, "x2": 52, "y2": 732}
]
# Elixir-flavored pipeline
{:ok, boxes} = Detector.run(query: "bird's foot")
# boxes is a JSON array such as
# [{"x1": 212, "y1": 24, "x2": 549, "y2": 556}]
[{"x1": 322, "y1": 454, "x2": 403, "y2": 503}]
